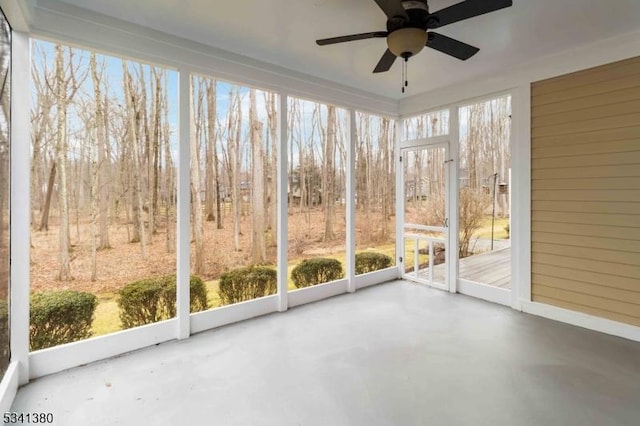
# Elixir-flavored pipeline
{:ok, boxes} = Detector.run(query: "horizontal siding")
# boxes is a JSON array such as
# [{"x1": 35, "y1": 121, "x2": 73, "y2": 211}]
[
  {"x1": 532, "y1": 242, "x2": 640, "y2": 266},
  {"x1": 533, "y1": 274, "x2": 640, "y2": 304},
  {"x1": 532, "y1": 113, "x2": 640, "y2": 138},
  {"x1": 532, "y1": 201, "x2": 640, "y2": 215},
  {"x1": 532, "y1": 86, "x2": 640, "y2": 118},
  {"x1": 532, "y1": 232, "x2": 640, "y2": 253},
  {"x1": 532, "y1": 74, "x2": 640, "y2": 106},
  {"x1": 532, "y1": 177, "x2": 640, "y2": 190},
  {"x1": 532, "y1": 99, "x2": 640, "y2": 128},
  {"x1": 532, "y1": 211, "x2": 639, "y2": 227},
  {"x1": 532, "y1": 295, "x2": 640, "y2": 327},
  {"x1": 532, "y1": 253, "x2": 639, "y2": 279},
  {"x1": 532, "y1": 139, "x2": 640, "y2": 159},
  {"x1": 532, "y1": 263, "x2": 640, "y2": 292},
  {"x1": 531, "y1": 221, "x2": 640, "y2": 241},
  {"x1": 532, "y1": 189, "x2": 640, "y2": 202},
  {"x1": 531, "y1": 56, "x2": 640, "y2": 96},
  {"x1": 531, "y1": 56, "x2": 640, "y2": 327},
  {"x1": 533, "y1": 284, "x2": 640, "y2": 318},
  {"x1": 532, "y1": 152, "x2": 640, "y2": 169},
  {"x1": 532, "y1": 126, "x2": 640, "y2": 149}
]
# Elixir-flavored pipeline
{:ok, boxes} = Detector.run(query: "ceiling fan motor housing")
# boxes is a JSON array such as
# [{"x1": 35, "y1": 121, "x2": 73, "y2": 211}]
[{"x1": 387, "y1": 1, "x2": 430, "y2": 58}]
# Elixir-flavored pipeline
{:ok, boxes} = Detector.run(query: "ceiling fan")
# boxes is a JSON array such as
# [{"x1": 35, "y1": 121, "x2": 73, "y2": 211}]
[{"x1": 316, "y1": 0, "x2": 513, "y2": 78}]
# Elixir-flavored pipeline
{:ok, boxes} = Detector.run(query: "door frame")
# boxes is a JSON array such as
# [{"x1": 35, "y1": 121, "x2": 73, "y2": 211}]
[{"x1": 398, "y1": 136, "x2": 456, "y2": 293}]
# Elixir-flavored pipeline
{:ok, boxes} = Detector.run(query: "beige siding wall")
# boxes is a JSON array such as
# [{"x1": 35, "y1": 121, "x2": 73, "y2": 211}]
[{"x1": 531, "y1": 57, "x2": 640, "y2": 327}]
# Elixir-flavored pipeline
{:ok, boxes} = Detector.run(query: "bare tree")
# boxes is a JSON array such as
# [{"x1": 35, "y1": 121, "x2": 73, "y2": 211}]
[
  {"x1": 230, "y1": 88, "x2": 242, "y2": 251},
  {"x1": 53, "y1": 44, "x2": 86, "y2": 281},
  {"x1": 123, "y1": 60, "x2": 147, "y2": 258},
  {"x1": 90, "y1": 52, "x2": 111, "y2": 250},
  {"x1": 264, "y1": 92, "x2": 278, "y2": 245},
  {"x1": 191, "y1": 80, "x2": 204, "y2": 274},
  {"x1": 322, "y1": 105, "x2": 336, "y2": 241},
  {"x1": 249, "y1": 89, "x2": 266, "y2": 263}
]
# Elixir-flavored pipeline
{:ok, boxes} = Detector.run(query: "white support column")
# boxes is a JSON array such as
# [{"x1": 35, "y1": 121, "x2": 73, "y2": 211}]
[
  {"x1": 346, "y1": 110, "x2": 356, "y2": 292},
  {"x1": 395, "y1": 119, "x2": 405, "y2": 277},
  {"x1": 176, "y1": 68, "x2": 191, "y2": 339},
  {"x1": 277, "y1": 93, "x2": 289, "y2": 311},
  {"x1": 448, "y1": 106, "x2": 459, "y2": 294},
  {"x1": 511, "y1": 84, "x2": 531, "y2": 310},
  {"x1": 10, "y1": 30, "x2": 31, "y2": 385}
]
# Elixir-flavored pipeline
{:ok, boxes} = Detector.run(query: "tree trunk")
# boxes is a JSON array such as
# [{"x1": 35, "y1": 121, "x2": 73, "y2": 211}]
[
  {"x1": 123, "y1": 61, "x2": 147, "y2": 258},
  {"x1": 250, "y1": 90, "x2": 266, "y2": 263},
  {"x1": 322, "y1": 105, "x2": 336, "y2": 241},
  {"x1": 39, "y1": 162, "x2": 56, "y2": 231},
  {"x1": 205, "y1": 79, "x2": 220, "y2": 227},
  {"x1": 54, "y1": 45, "x2": 72, "y2": 281},
  {"x1": 266, "y1": 92, "x2": 278, "y2": 245},
  {"x1": 90, "y1": 52, "x2": 111, "y2": 250},
  {"x1": 231, "y1": 89, "x2": 242, "y2": 251},
  {"x1": 191, "y1": 81, "x2": 205, "y2": 274}
]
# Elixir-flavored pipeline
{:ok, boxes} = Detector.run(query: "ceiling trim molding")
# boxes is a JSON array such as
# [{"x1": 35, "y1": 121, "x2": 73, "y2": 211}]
[
  {"x1": 0, "y1": 0, "x2": 32, "y2": 32},
  {"x1": 399, "y1": 28, "x2": 640, "y2": 117},
  {"x1": 29, "y1": 0, "x2": 399, "y2": 117}
]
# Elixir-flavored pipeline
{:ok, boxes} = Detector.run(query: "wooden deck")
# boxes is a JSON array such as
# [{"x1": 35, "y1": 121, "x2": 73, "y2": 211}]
[
  {"x1": 458, "y1": 247, "x2": 511, "y2": 289},
  {"x1": 414, "y1": 247, "x2": 511, "y2": 289}
]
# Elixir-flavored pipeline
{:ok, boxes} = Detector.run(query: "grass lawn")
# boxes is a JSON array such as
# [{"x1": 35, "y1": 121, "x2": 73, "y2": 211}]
[
  {"x1": 92, "y1": 293, "x2": 121, "y2": 336},
  {"x1": 91, "y1": 244, "x2": 401, "y2": 336},
  {"x1": 89, "y1": 218, "x2": 508, "y2": 338},
  {"x1": 476, "y1": 217, "x2": 510, "y2": 240}
]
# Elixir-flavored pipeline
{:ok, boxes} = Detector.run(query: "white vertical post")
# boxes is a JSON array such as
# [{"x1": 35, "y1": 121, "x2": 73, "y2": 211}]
[
  {"x1": 277, "y1": 93, "x2": 288, "y2": 311},
  {"x1": 511, "y1": 86, "x2": 531, "y2": 310},
  {"x1": 10, "y1": 31, "x2": 31, "y2": 385},
  {"x1": 346, "y1": 109, "x2": 356, "y2": 292},
  {"x1": 395, "y1": 120, "x2": 405, "y2": 278},
  {"x1": 448, "y1": 106, "x2": 459, "y2": 293},
  {"x1": 176, "y1": 68, "x2": 191, "y2": 339}
]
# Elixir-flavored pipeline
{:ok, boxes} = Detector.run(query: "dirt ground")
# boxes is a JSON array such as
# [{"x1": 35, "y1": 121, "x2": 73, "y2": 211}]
[{"x1": 30, "y1": 207, "x2": 396, "y2": 294}]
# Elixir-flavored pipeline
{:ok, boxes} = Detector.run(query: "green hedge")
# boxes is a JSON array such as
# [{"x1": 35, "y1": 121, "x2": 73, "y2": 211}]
[
  {"x1": 355, "y1": 252, "x2": 393, "y2": 275},
  {"x1": 30, "y1": 290, "x2": 97, "y2": 351},
  {"x1": 291, "y1": 258, "x2": 344, "y2": 288},
  {"x1": 218, "y1": 266, "x2": 277, "y2": 305},
  {"x1": 118, "y1": 275, "x2": 208, "y2": 329}
]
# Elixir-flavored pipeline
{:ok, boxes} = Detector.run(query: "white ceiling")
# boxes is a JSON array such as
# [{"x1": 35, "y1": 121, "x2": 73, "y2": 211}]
[{"x1": 44, "y1": 0, "x2": 640, "y2": 99}]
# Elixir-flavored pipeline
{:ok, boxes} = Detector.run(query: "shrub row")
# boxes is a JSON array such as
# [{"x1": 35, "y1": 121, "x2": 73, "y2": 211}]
[
  {"x1": 355, "y1": 252, "x2": 393, "y2": 275},
  {"x1": 30, "y1": 290, "x2": 97, "y2": 351},
  {"x1": 291, "y1": 258, "x2": 344, "y2": 288},
  {"x1": 118, "y1": 275, "x2": 208, "y2": 328},
  {"x1": 218, "y1": 266, "x2": 277, "y2": 305},
  {"x1": 27, "y1": 252, "x2": 393, "y2": 349}
]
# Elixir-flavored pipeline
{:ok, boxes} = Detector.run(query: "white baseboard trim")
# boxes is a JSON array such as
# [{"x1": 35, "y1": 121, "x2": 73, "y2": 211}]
[
  {"x1": 190, "y1": 296, "x2": 279, "y2": 334},
  {"x1": 521, "y1": 301, "x2": 640, "y2": 342},
  {"x1": 29, "y1": 319, "x2": 177, "y2": 379},
  {"x1": 0, "y1": 362, "x2": 19, "y2": 413},
  {"x1": 458, "y1": 279, "x2": 511, "y2": 306},
  {"x1": 354, "y1": 267, "x2": 399, "y2": 290},
  {"x1": 288, "y1": 279, "x2": 348, "y2": 308}
]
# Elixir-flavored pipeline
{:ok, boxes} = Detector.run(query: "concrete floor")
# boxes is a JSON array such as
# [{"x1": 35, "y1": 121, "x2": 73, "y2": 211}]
[{"x1": 11, "y1": 281, "x2": 640, "y2": 426}]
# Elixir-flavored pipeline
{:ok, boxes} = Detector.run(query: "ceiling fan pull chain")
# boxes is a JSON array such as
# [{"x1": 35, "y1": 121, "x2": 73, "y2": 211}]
[
  {"x1": 401, "y1": 60, "x2": 405, "y2": 93},
  {"x1": 405, "y1": 58, "x2": 409, "y2": 88}
]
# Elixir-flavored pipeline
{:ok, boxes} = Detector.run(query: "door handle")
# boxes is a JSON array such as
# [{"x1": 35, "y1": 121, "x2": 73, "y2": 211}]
[{"x1": 444, "y1": 218, "x2": 449, "y2": 228}]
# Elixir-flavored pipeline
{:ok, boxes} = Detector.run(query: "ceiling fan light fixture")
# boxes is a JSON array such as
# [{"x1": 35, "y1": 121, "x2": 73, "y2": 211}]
[{"x1": 387, "y1": 27, "x2": 427, "y2": 58}]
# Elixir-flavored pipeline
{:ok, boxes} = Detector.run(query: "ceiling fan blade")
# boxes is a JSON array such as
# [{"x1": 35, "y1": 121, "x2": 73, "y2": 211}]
[
  {"x1": 316, "y1": 31, "x2": 388, "y2": 46},
  {"x1": 373, "y1": 49, "x2": 397, "y2": 73},
  {"x1": 430, "y1": 0, "x2": 512, "y2": 28},
  {"x1": 426, "y1": 32, "x2": 479, "y2": 60},
  {"x1": 373, "y1": 0, "x2": 409, "y2": 20}
]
